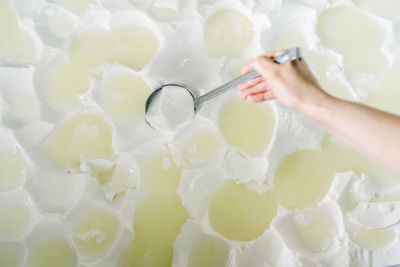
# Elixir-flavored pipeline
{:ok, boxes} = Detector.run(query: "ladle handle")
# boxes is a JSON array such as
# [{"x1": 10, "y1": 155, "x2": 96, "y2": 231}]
[{"x1": 195, "y1": 47, "x2": 301, "y2": 106}]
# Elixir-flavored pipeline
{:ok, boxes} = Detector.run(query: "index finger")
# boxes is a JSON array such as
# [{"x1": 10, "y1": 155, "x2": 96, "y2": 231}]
[
  {"x1": 240, "y1": 49, "x2": 288, "y2": 74},
  {"x1": 240, "y1": 61, "x2": 254, "y2": 74}
]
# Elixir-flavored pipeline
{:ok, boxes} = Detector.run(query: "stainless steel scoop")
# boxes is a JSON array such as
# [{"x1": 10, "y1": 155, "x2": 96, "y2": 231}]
[{"x1": 145, "y1": 47, "x2": 301, "y2": 129}]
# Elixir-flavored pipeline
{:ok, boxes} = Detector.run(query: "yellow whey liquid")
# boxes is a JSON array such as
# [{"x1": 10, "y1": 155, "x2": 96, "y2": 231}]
[
  {"x1": 275, "y1": 136, "x2": 399, "y2": 210},
  {"x1": 98, "y1": 73, "x2": 151, "y2": 124},
  {"x1": 110, "y1": 25, "x2": 159, "y2": 71},
  {"x1": 27, "y1": 237, "x2": 77, "y2": 267},
  {"x1": 0, "y1": 149, "x2": 26, "y2": 191},
  {"x1": 43, "y1": 60, "x2": 91, "y2": 112},
  {"x1": 0, "y1": 243, "x2": 24, "y2": 267},
  {"x1": 218, "y1": 97, "x2": 275, "y2": 155},
  {"x1": 188, "y1": 235, "x2": 229, "y2": 267},
  {"x1": 209, "y1": 180, "x2": 278, "y2": 241},
  {"x1": 363, "y1": 59, "x2": 400, "y2": 116},
  {"x1": 118, "y1": 192, "x2": 188, "y2": 267},
  {"x1": 317, "y1": 6, "x2": 388, "y2": 77},
  {"x1": 45, "y1": 113, "x2": 114, "y2": 169},
  {"x1": 0, "y1": 202, "x2": 31, "y2": 239},
  {"x1": 204, "y1": 9, "x2": 254, "y2": 57},
  {"x1": 0, "y1": 0, "x2": 38, "y2": 65},
  {"x1": 180, "y1": 130, "x2": 223, "y2": 165},
  {"x1": 141, "y1": 152, "x2": 182, "y2": 192}
]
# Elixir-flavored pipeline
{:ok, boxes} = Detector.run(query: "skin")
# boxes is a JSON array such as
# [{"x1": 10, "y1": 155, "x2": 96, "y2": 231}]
[{"x1": 237, "y1": 51, "x2": 400, "y2": 176}]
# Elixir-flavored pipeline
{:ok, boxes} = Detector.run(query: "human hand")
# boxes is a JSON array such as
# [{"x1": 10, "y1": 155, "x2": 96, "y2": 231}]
[{"x1": 237, "y1": 50, "x2": 327, "y2": 112}]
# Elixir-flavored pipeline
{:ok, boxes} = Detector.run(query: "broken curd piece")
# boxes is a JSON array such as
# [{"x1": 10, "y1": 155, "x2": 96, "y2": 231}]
[
  {"x1": 275, "y1": 202, "x2": 341, "y2": 254},
  {"x1": 54, "y1": 0, "x2": 98, "y2": 13},
  {"x1": 353, "y1": 0, "x2": 400, "y2": 20},
  {"x1": 72, "y1": 208, "x2": 120, "y2": 259},
  {"x1": 294, "y1": 209, "x2": 337, "y2": 252},
  {"x1": 151, "y1": 0, "x2": 180, "y2": 20},
  {"x1": 352, "y1": 226, "x2": 396, "y2": 250}
]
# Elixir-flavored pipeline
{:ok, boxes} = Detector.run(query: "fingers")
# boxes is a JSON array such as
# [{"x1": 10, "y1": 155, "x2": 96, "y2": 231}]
[
  {"x1": 237, "y1": 76, "x2": 263, "y2": 91},
  {"x1": 237, "y1": 49, "x2": 290, "y2": 103},
  {"x1": 240, "y1": 61, "x2": 254, "y2": 74},
  {"x1": 246, "y1": 94, "x2": 265, "y2": 103},
  {"x1": 246, "y1": 91, "x2": 276, "y2": 103},
  {"x1": 240, "y1": 49, "x2": 286, "y2": 74},
  {"x1": 240, "y1": 50, "x2": 285, "y2": 74},
  {"x1": 237, "y1": 80, "x2": 276, "y2": 103},
  {"x1": 263, "y1": 90, "x2": 275, "y2": 101},
  {"x1": 237, "y1": 82, "x2": 268, "y2": 99}
]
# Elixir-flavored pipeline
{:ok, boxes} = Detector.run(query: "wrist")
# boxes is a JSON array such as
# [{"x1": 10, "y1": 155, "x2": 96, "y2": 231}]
[{"x1": 295, "y1": 87, "x2": 336, "y2": 121}]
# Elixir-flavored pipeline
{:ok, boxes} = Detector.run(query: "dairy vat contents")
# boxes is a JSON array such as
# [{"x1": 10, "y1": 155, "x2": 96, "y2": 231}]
[{"x1": 1, "y1": 0, "x2": 400, "y2": 266}]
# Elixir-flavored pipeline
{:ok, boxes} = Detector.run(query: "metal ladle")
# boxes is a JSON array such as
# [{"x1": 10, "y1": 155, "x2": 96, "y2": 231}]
[{"x1": 145, "y1": 47, "x2": 301, "y2": 129}]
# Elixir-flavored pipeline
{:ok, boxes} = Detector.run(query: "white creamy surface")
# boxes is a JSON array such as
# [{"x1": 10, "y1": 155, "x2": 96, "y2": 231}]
[
  {"x1": 147, "y1": 85, "x2": 195, "y2": 131},
  {"x1": 1, "y1": 0, "x2": 400, "y2": 266}
]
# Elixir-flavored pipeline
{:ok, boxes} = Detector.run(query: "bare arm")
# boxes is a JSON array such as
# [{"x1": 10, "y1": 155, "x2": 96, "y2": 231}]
[{"x1": 237, "y1": 51, "x2": 400, "y2": 176}]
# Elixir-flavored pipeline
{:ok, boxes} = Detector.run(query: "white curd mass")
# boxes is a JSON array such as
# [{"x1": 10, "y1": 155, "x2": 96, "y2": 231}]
[{"x1": 0, "y1": 0, "x2": 400, "y2": 266}]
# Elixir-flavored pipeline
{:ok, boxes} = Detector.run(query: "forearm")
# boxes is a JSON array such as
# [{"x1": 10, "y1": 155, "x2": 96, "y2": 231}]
[
  {"x1": 298, "y1": 92, "x2": 400, "y2": 176},
  {"x1": 241, "y1": 53, "x2": 400, "y2": 176}
]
